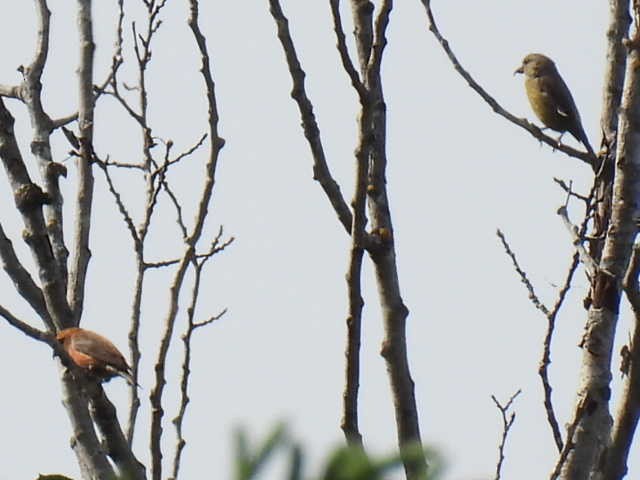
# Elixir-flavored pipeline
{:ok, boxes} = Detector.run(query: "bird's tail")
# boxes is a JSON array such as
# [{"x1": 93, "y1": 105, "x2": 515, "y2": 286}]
[
  {"x1": 572, "y1": 125, "x2": 595, "y2": 157},
  {"x1": 105, "y1": 365, "x2": 140, "y2": 388}
]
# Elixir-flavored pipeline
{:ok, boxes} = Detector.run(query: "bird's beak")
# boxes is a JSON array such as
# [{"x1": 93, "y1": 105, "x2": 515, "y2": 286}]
[{"x1": 514, "y1": 65, "x2": 524, "y2": 76}]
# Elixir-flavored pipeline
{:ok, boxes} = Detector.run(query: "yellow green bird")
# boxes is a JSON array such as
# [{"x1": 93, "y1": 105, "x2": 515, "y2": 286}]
[{"x1": 515, "y1": 53, "x2": 594, "y2": 156}]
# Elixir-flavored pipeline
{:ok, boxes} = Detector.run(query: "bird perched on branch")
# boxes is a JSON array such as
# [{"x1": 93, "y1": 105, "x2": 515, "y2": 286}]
[
  {"x1": 515, "y1": 53, "x2": 594, "y2": 157},
  {"x1": 56, "y1": 327, "x2": 135, "y2": 385}
]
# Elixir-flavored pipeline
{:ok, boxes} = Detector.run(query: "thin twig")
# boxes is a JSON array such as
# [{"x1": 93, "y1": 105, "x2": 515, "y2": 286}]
[
  {"x1": 144, "y1": 242, "x2": 235, "y2": 269},
  {"x1": 268, "y1": 0, "x2": 353, "y2": 234},
  {"x1": 0, "y1": 304, "x2": 48, "y2": 342},
  {"x1": 557, "y1": 206, "x2": 598, "y2": 277},
  {"x1": 540, "y1": 252, "x2": 580, "y2": 453},
  {"x1": 497, "y1": 229, "x2": 550, "y2": 315},
  {"x1": 151, "y1": 133, "x2": 207, "y2": 179},
  {"x1": 537, "y1": 185, "x2": 596, "y2": 453},
  {"x1": 0, "y1": 222, "x2": 53, "y2": 329},
  {"x1": 492, "y1": 389, "x2": 522, "y2": 480},
  {"x1": 419, "y1": 0, "x2": 596, "y2": 167},
  {"x1": 553, "y1": 178, "x2": 592, "y2": 204},
  {"x1": 496, "y1": 229, "x2": 567, "y2": 449},
  {"x1": 329, "y1": 0, "x2": 366, "y2": 101},
  {"x1": 170, "y1": 245, "x2": 226, "y2": 480},
  {"x1": 97, "y1": 160, "x2": 140, "y2": 248},
  {"x1": 150, "y1": 3, "x2": 227, "y2": 479}
]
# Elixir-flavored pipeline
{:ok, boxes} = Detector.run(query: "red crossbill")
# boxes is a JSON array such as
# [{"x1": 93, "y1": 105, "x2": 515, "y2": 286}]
[
  {"x1": 515, "y1": 53, "x2": 594, "y2": 156},
  {"x1": 56, "y1": 327, "x2": 134, "y2": 385}
]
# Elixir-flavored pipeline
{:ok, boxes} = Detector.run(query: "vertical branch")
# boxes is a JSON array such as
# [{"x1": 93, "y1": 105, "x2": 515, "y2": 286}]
[
  {"x1": 68, "y1": 0, "x2": 96, "y2": 324},
  {"x1": 170, "y1": 238, "x2": 228, "y2": 480},
  {"x1": 149, "y1": 245, "x2": 192, "y2": 480},
  {"x1": 602, "y1": 243, "x2": 640, "y2": 478},
  {"x1": 60, "y1": 378, "x2": 116, "y2": 480},
  {"x1": 268, "y1": 0, "x2": 353, "y2": 234},
  {"x1": 342, "y1": 244, "x2": 365, "y2": 446},
  {"x1": 561, "y1": 7, "x2": 640, "y2": 477},
  {"x1": 589, "y1": 0, "x2": 631, "y2": 275},
  {"x1": 539, "y1": 252, "x2": 580, "y2": 453},
  {"x1": 126, "y1": 260, "x2": 144, "y2": 443},
  {"x1": 115, "y1": 0, "x2": 166, "y2": 444},
  {"x1": 185, "y1": 0, "x2": 225, "y2": 241},
  {"x1": 355, "y1": 1, "x2": 428, "y2": 478},
  {"x1": 341, "y1": 114, "x2": 368, "y2": 445},
  {"x1": 270, "y1": 1, "x2": 426, "y2": 475},
  {"x1": 0, "y1": 97, "x2": 71, "y2": 328},
  {"x1": 150, "y1": 3, "x2": 226, "y2": 479},
  {"x1": 601, "y1": 0, "x2": 631, "y2": 141},
  {"x1": 330, "y1": 0, "x2": 368, "y2": 448},
  {"x1": 350, "y1": 0, "x2": 373, "y2": 74},
  {"x1": 22, "y1": 0, "x2": 70, "y2": 286}
]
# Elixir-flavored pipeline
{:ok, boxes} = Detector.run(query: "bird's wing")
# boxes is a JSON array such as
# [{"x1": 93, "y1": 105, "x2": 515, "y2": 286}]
[
  {"x1": 71, "y1": 334, "x2": 130, "y2": 372},
  {"x1": 537, "y1": 73, "x2": 592, "y2": 151},
  {"x1": 537, "y1": 75, "x2": 579, "y2": 120}
]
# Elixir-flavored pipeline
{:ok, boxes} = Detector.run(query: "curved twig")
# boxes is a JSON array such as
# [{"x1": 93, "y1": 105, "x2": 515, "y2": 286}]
[{"x1": 420, "y1": 0, "x2": 596, "y2": 167}]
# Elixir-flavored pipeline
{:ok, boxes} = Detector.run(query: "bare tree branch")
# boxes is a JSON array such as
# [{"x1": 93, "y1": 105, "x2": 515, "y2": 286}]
[
  {"x1": 20, "y1": 0, "x2": 70, "y2": 291},
  {"x1": 150, "y1": 3, "x2": 227, "y2": 479},
  {"x1": 170, "y1": 247, "x2": 227, "y2": 480},
  {"x1": 557, "y1": 206, "x2": 598, "y2": 277},
  {"x1": 560, "y1": 5, "x2": 640, "y2": 475},
  {"x1": 0, "y1": 84, "x2": 22, "y2": 99},
  {"x1": 332, "y1": 0, "x2": 368, "y2": 447},
  {"x1": 268, "y1": 0, "x2": 354, "y2": 235},
  {"x1": 601, "y1": 0, "x2": 631, "y2": 143},
  {"x1": 419, "y1": 0, "x2": 596, "y2": 167},
  {"x1": 540, "y1": 252, "x2": 580, "y2": 453},
  {"x1": 602, "y1": 242, "x2": 640, "y2": 478},
  {"x1": 0, "y1": 96, "x2": 71, "y2": 328},
  {"x1": 0, "y1": 222, "x2": 53, "y2": 329},
  {"x1": 329, "y1": 0, "x2": 366, "y2": 100},
  {"x1": 340, "y1": 144, "x2": 367, "y2": 445},
  {"x1": 497, "y1": 228, "x2": 566, "y2": 452},
  {"x1": 497, "y1": 229, "x2": 551, "y2": 316},
  {"x1": 492, "y1": 389, "x2": 521, "y2": 480},
  {"x1": 354, "y1": 2, "x2": 428, "y2": 478},
  {"x1": 67, "y1": 0, "x2": 97, "y2": 325},
  {"x1": 349, "y1": 0, "x2": 373, "y2": 74},
  {"x1": 50, "y1": 112, "x2": 79, "y2": 130},
  {"x1": 87, "y1": 384, "x2": 146, "y2": 479},
  {"x1": 60, "y1": 375, "x2": 117, "y2": 480},
  {"x1": 0, "y1": 303, "x2": 48, "y2": 341},
  {"x1": 151, "y1": 133, "x2": 207, "y2": 179},
  {"x1": 550, "y1": 396, "x2": 588, "y2": 480}
]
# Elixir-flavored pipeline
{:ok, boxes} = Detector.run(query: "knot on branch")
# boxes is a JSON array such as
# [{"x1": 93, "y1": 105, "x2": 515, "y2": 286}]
[
  {"x1": 213, "y1": 136, "x2": 226, "y2": 150},
  {"x1": 365, "y1": 227, "x2": 393, "y2": 257},
  {"x1": 355, "y1": 0, "x2": 374, "y2": 15},
  {"x1": 15, "y1": 183, "x2": 50, "y2": 212},
  {"x1": 623, "y1": 34, "x2": 640, "y2": 54},
  {"x1": 380, "y1": 339, "x2": 393, "y2": 359},
  {"x1": 592, "y1": 269, "x2": 619, "y2": 313},
  {"x1": 46, "y1": 161, "x2": 68, "y2": 180}
]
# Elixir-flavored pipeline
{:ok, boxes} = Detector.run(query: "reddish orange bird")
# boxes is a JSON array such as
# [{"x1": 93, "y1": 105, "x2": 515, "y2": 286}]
[{"x1": 56, "y1": 327, "x2": 135, "y2": 385}]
